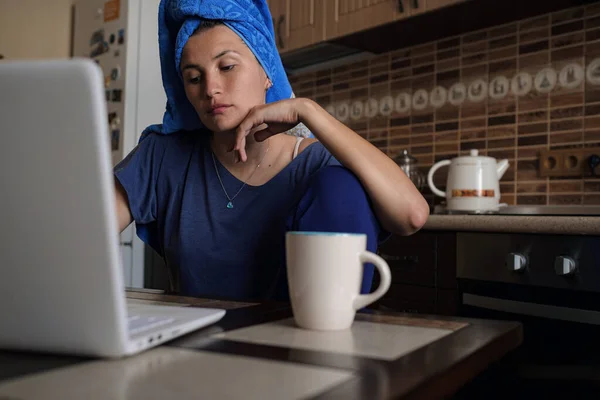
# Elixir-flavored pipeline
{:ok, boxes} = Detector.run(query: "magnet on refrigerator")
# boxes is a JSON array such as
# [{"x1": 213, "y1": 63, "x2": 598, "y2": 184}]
[
  {"x1": 111, "y1": 89, "x2": 122, "y2": 102},
  {"x1": 108, "y1": 111, "x2": 117, "y2": 126},
  {"x1": 111, "y1": 129, "x2": 120, "y2": 151},
  {"x1": 89, "y1": 29, "x2": 104, "y2": 46},
  {"x1": 110, "y1": 66, "x2": 121, "y2": 80}
]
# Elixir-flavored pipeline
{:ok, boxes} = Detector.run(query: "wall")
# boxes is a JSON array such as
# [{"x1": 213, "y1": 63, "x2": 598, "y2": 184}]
[
  {"x1": 289, "y1": 3, "x2": 600, "y2": 208},
  {"x1": 0, "y1": 0, "x2": 74, "y2": 60}
]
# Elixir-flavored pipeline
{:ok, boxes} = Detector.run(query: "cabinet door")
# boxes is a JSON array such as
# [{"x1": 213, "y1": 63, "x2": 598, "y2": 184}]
[
  {"x1": 407, "y1": 0, "x2": 427, "y2": 16},
  {"x1": 267, "y1": 0, "x2": 286, "y2": 52},
  {"x1": 378, "y1": 232, "x2": 437, "y2": 287},
  {"x1": 286, "y1": 0, "x2": 324, "y2": 52},
  {"x1": 270, "y1": 0, "x2": 324, "y2": 53},
  {"x1": 325, "y1": 0, "x2": 405, "y2": 40},
  {"x1": 376, "y1": 284, "x2": 437, "y2": 314}
]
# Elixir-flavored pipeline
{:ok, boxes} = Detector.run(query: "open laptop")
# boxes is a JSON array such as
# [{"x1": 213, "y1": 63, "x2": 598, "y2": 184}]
[{"x1": 0, "y1": 59, "x2": 225, "y2": 358}]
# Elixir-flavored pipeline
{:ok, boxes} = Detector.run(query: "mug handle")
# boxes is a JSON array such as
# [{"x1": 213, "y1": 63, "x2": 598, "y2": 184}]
[{"x1": 353, "y1": 251, "x2": 392, "y2": 310}]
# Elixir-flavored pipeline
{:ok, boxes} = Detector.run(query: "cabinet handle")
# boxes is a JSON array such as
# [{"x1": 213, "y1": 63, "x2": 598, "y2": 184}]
[
  {"x1": 379, "y1": 254, "x2": 419, "y2": 263},
  {"x1": 397, "y1": 0, "x2": 404, "y2": 13},
  {"x1": 276, "y1": 15, "x2": 285, "y2": 49}
]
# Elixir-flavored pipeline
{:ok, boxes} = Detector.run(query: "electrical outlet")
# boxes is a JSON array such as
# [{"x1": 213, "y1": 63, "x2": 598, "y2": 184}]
[{"x1": 539, "y1": 147, "x2": 600, "y2": 177}]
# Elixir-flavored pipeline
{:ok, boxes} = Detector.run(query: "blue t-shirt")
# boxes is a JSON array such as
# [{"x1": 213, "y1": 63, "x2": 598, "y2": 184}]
[{"x1": 114, "y1": 131, "x2": 339, "y2": 300}]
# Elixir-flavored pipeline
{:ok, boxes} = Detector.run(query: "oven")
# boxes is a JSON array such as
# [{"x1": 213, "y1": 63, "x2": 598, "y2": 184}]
[{"x1": 453, "y1": 212, "x2": 600, "y2": 396}]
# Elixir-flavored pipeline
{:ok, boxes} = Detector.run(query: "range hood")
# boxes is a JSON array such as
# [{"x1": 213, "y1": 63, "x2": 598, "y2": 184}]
[{"x1": 281, "y1": 42, "x2": 373, "y2": 76}]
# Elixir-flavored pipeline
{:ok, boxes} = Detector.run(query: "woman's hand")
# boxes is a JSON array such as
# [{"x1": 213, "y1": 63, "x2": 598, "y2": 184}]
[{"x1": 233, "y1": 98, "x2": 307, "y2": 162}]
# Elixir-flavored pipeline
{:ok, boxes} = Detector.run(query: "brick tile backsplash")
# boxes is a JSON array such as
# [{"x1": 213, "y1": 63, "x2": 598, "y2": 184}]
[{"x1": 289, "y1": 4, "x2": 600, "y2": 207}]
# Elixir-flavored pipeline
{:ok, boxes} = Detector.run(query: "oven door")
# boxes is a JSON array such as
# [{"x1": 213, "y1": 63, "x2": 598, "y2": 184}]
[
  {"x1": 455, "y1": 279, "x2": 600, "y2": 397},
  {"x1": 455, "y1": 232, "x2": 600, "y2": 389},
  {"x1": 458, "y1": 278, "x2": 600, "y2": 364}
]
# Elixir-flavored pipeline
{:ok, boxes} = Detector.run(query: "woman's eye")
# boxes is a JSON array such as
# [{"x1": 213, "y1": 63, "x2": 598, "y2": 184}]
[
  {"x1": 188, "y1": 76, "x2": 201, "y2": 84},
  {"x1": 221, "y1": 65, "x2": 235, "y2": 72}
]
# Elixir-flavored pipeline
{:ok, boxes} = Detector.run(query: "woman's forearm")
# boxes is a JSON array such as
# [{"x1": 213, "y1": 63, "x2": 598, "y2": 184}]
[{"x1": 298, "y1": 98, "x2": 429, "y2": 235}]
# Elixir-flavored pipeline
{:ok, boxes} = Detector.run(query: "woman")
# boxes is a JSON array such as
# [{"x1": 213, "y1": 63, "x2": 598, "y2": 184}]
[{"x1": 114, "y1": 0, "x2": 428, "y2": 301}]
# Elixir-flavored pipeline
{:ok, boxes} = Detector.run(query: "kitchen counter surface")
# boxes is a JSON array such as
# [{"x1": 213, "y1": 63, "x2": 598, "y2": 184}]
[{"x1": 424, "y1": 214, "x2": 600, "y2": 235}]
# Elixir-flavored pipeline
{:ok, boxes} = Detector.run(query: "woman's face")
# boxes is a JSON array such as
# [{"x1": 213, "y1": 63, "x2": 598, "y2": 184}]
[{"x1": 180, "y1": 25, "x2": 270, "y2": 133}]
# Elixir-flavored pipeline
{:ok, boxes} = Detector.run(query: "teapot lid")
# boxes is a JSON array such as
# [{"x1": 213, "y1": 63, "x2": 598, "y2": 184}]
[
  {"x1": 395, "y1": 149, "x2": 418, "y2": 164},
  {"x1": 460, "y1": 148, "x2": 496, "y2": 162}
]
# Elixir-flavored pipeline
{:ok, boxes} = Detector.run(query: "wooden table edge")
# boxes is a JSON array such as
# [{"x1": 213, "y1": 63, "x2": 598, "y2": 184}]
[
  {"x1": 398, "y1": 322, "x2": 524, "y2": 400},
  {"x1": 313, "y1": 319, "x2": 523, "y2": 400}
]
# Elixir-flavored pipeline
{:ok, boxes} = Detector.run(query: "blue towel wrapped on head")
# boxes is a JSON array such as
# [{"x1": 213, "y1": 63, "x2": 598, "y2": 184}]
[{"x1": 141, "y1": 0, "x2": 311, "y2": 140}]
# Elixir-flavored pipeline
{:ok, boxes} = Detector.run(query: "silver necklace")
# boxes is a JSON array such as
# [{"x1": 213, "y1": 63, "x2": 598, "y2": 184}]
[{"x1": 211, "y1": 139, "x2": 270, "y2": 209}]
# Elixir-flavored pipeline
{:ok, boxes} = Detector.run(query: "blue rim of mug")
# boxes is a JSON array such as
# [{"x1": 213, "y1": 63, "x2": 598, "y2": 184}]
[{"x1": 286, "y1": 231, "x2": 365, "y2": 237}]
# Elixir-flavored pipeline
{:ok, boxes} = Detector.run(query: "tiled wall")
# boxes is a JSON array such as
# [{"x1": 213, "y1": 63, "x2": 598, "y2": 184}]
[{"x1": 289, "y1": 3, "x2": 600, "y2": 207}]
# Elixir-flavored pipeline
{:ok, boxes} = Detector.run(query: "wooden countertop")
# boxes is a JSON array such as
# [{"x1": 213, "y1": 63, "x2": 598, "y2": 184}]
[
  {"x1": 0, "y1": 289, "x2": 522, "y2": 400},
  {"x1": 424, "y1": 214, "x2": 600, "y2": 235}
]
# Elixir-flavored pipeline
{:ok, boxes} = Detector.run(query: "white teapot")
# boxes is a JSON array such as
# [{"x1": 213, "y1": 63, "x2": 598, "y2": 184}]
[{"x1": 427, "y1": 149, "x2": 510, "y2": 212}]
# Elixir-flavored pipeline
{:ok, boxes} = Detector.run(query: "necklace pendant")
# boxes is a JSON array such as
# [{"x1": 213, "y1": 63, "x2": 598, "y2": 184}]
[{"x1": 226, "y1": 201, "x2": 234, "y2": 209}]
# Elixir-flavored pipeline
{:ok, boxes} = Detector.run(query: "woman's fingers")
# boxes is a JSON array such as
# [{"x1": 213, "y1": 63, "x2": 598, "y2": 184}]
[
  {"x1": 234, "y1": 112, "x2": 257, "y2": 162},
  {"x1": 233, "y1": 101, "x2": 299, "y2": 160},
  {"x1": 234, "y1": 108, "x2": 267, "y2": 162}
]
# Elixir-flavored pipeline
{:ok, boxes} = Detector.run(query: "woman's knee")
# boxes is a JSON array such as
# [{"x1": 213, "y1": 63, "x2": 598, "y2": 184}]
[
  {"x1": 302, "y1": 166, "x2": 371, "y2": 217},
  {"x1": 290, "y1": 166, "x2": 380, "y2": 295},
  {"x1": 291, "y1": 166, "x2": 380, "y2": 241}
]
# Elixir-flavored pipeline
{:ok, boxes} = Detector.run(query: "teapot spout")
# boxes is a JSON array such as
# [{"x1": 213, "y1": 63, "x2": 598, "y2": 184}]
[{"x1": 497, "y1": 159, "x2": 510, "y2": 179}]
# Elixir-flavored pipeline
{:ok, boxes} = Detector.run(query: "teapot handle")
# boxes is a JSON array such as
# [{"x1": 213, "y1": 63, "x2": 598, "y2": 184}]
[{"x1": 427, "y1": 160, "x2": 451, "y2": 198}]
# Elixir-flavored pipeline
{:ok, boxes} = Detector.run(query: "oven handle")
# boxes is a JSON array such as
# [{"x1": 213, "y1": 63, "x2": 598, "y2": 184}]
[{"x1": 463, "y1": 293, "x2": 600, "y2": 325}]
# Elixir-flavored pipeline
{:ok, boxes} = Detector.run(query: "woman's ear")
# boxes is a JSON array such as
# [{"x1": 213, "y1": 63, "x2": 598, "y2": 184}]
[{"x1": 265, "y1": 78, "x2": 273, "y2": 91}]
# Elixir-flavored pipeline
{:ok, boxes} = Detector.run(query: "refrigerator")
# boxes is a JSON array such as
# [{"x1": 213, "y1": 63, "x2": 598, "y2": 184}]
[{"x1": 71, "y1": 0, "x2": 166, "y2": 288}]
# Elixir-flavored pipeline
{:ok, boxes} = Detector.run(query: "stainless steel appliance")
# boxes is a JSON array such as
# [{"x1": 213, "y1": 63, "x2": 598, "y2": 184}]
[
  {"x1": 453, "y1": 206, "x2": 600, "y2": 396},
  {"x1": 72, "y1": 0, "x2": 165, "y2": 288}
]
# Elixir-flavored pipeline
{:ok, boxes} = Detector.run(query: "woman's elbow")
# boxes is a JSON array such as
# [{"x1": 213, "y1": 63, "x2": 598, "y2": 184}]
[
  {"x1": 398, "y1": 197, "x2": 430, "y2": 236},
  {"x1": 408, "y1": 199, "x2": 430, "y2": 233},
  {"x1": 380, "y1": 198, "x2": 429, "y2": 236}
]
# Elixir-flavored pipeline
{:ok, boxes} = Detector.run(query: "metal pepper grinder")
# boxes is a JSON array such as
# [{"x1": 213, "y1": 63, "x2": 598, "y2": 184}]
[{"x1": 394, "y1": 149, "x2": 425, "y2": 192}]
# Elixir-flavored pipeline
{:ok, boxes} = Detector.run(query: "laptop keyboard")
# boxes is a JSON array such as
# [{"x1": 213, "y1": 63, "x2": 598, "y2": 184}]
[{"x1": 127, "y1": 315, "x2": 175, "y2": 335}]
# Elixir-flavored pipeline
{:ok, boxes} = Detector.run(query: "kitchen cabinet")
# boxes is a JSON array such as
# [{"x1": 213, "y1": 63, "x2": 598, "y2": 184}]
[
  {"x1": 371, "y1": 231, "x2": 459, "y2": 315},
  {"x1": 267, "y1": 0, "x2": 325, "y2": 53},
  {"x1": 323, "y1": 0, "x2": 468, "y2": 40},
  {"x1": 267, "y1": 0, "x2": 471, "y2": 54},
  {"x1": 322, "y1": 0, "x2": 469, "y2": 41},
  {"x1": 324, "y1": 0, "x2": 410, "y2": 41}
]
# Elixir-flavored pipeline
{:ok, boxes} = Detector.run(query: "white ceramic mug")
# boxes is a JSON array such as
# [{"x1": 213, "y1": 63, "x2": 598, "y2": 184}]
[{"x1": 285, "y1": 231, "x2": 392, "y2": 331}]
